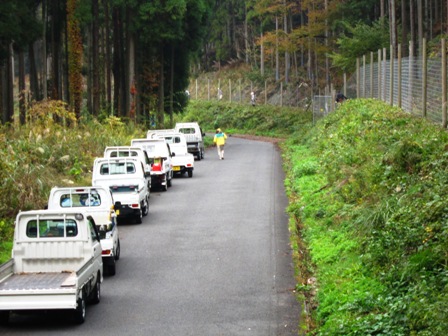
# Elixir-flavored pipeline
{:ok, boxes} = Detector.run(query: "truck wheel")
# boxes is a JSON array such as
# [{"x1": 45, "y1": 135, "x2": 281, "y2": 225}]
[
  {"x1": 114, "y1": 240, "x2": 121, "y2": 260},
  {"x1": 108, "y1": 259, "x2": 116, "y2": 276},
  {"x1": 167, "y1": 174, "x2": 172, "y2": 187},
  {"x1": 73, "y1": 294, "x2": 86, "y2": 324},
  {"x1": 188, "y1": 170, "x2": 193, "y2": 178},
  {"x1": 135, "y1": 212, "x2": 142, "y2": 224},
  {"x1": 196, "y1": 153, "x2": 201, "y2": 161},
  {"x1": 90, "y1": 277, "x2": 101, "y2": 303},
  {"x1": 142, "y1": 197, "x2": 149, "y2": 216},
  {"x1": 201, "y1": 149, "x2": 204, "y2": 159},
  {"x1": 0, "y1": 310, "x2": 9, "y2": 325}
]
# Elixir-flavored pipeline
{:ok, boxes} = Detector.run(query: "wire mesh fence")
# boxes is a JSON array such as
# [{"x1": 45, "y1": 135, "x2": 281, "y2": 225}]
[{"x1": 345, "y1": 39, "x2": 448, "y2": 127}]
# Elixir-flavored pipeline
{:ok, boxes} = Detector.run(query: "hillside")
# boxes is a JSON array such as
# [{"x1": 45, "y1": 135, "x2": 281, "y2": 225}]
[{"x1": 283, "y1": 99, "x2": 448, "y2": 335}]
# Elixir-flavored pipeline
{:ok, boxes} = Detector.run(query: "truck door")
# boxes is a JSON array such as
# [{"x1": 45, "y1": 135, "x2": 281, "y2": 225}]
[{"x1": 88, "y1": 217, "x2": 103, "y2": 274}]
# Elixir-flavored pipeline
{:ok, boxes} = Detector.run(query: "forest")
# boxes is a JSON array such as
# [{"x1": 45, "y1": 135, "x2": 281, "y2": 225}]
[{"x1": 0, "y1": 0, "x2": 447, "y2": 126}]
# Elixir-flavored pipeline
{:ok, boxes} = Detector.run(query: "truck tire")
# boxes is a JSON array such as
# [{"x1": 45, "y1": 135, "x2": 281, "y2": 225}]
[
  {"x1": 167, "y1": 174, "x2": 172, "y2": 187},
  {"x1": 108, "y1": 259, "x2": 116, "y2": 276},
  {"x1": 90, "y1": 276, "x2": 101, "y2": 303},
  {"x1": 188, "y1": 170, "x2": 193, "y2": 178},
  {"x1": 196, "y1": 153, "x2": 201, "y2": 161},
  {"x1": 0, "y1": 310, "x2": 9, "y2": 325},
  {"x1": 135, "y1": 211, "x2": 142, "y2": 224},
  {"x1": 142, "y1": 197, "x2": 149, "y2": 216},
  {"x1": 114, "y1": 240, "x2": 121, "y2": 260},
  {"x1": 73, "y1": 294, "x2": 86, "y2": 324}
]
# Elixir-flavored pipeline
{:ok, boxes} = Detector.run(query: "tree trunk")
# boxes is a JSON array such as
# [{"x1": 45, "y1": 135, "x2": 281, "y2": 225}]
[
  {"x1": 92, "y1": 0, "x2": 100, "y2": 116},
  {"x1": 126, "y1": 7, "x2": 135, "y2": 119},
  {"x1": 169, "y1": 45, "x2": 174, "y2": 127},
  {"x1": 389, "y1": 0, "x2": 397, "y2": 54},
  {"x1": 158, "y1": 45, "x2": 165, "y2": 127},
  {"x1": 418, "y1": 0, "x2": 423, "y2": 53},
  {"x1": 29, "y1": 42, "x2": 40, "y2": 101},
  {"x1": 6, "y1": 44, "x2": 14, "y2": 123},
  {"x1": 103, "y1": 0, "x2": 112, "y2": 112},
  {"x1": 51, "y1": 0, "x2": 60, "y2": 100},
  {"x1": 284, "y1": 0, "x2": 289, "y2": 84},
  {"x1": 112, "y1": 6, "x2": 122, "y2": 115},
  {"x1": 401, "y1": 0, "x2": 408, "y2": 57},
  {"x1": 18, "y1": 50, "x2": 26, "y2": 125},
  {"x1": 275, "y1": 16, "x2": 279, "y2": 81},
  {"x1": 260, "y1": 29, "x2": 264, "y2": 76},
  {"x1": 42, "y1": 0, "x2": 48, "y2": 99}
]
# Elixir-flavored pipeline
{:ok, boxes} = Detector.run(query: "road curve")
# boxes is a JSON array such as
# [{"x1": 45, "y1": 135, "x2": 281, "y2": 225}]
[{"x1": 1, "y1": 136, "x2": 300, "y2": 335}]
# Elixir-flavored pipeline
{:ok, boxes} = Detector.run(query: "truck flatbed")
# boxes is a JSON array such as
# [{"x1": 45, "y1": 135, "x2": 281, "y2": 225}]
[{"x1": 0, "y1": 272, "x2": 75, "y2": 291}]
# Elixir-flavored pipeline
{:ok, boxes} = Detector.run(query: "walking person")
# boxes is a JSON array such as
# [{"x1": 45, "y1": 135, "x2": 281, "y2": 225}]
[{"x1": 213, "y1": 128, "x2": 227, "y2": 160}]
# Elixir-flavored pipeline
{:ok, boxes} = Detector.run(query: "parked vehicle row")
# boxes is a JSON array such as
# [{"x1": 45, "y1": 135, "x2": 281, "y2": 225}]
[{"x1": 0, "y1": 121, "x2": 204, "y2": 326}]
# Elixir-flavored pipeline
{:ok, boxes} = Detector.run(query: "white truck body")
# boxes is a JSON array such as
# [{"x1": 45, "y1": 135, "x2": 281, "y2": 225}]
[
  {"x1": 103, "y1": 146, "x2": 152, "y2": 191},
  {"x1": 0, "y1": 209, "x2": 103, "y2": 324},
  {"x1": 147, "y1": 130, "x2": 194, "y2": 178},
  {"x1": 130, "y1": 138, "x2": 173, "y2": 191},
  {"x1": 47, "y1": 186, "x2": 121, "y2": 275},
  {"x1": 92, "y1": 157, "x2": 150, "y2": 224},
  {"x1": 174, "y1": 122, "x2": 205, "y2": 160}
]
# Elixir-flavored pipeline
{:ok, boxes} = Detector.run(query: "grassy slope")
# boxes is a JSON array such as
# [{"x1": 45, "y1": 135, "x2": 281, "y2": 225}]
[{"x1": 284, "y1": 99, "x2": 448, "y2": 335}]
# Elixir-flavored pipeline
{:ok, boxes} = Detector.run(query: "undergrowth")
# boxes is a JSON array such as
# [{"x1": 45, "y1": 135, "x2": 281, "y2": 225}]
[{"x1": 283, "y1": 98, "x2": 448, "y2": 335}]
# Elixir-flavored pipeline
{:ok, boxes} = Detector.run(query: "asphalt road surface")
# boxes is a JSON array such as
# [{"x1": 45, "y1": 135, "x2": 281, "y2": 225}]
[{"x1": 1, "y1": 136, "x2": 301, "y2": 335}]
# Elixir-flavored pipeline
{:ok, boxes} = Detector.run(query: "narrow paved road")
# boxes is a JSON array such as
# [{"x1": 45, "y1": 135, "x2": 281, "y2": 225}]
[{"x1": 1, "y1": 136, "x2": 300, "y2": 335}]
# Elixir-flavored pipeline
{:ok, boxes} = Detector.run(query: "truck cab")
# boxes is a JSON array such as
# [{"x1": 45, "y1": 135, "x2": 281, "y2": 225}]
[
  {"x1": 174, "y1": 122, "x2": 205, "y2": 160},
  {"x1": 147, "y1": 131, "x2": 194, "y2": 178},
  {"x1": 131, "y1": 138, "x2": 174, "y2": 191},
  {"x1": 47, "y1": 186, "x2": 121, "y2": 275},
  {"x1": 92, "y1": 157, "x2": 150, "y2": 224}
]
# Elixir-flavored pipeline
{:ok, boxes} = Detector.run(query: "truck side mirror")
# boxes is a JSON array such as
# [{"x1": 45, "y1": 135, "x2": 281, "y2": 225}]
[
  {"x1": 114, "y1": 201, "x2": 122, "y2": 210},
  {"x1": 171, "y1": 152, "x2": 175, "y2": 157}
]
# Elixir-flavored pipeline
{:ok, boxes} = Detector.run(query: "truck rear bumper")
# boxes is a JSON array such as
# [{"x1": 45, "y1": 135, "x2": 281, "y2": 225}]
[{"x1": 0, "y1": 291, "x2": 77, "y2": 310}]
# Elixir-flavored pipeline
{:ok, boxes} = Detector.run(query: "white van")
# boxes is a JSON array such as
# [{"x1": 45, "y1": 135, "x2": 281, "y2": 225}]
[{"x1": 174, "y1": 122, "x2": 205, "y2": 160}]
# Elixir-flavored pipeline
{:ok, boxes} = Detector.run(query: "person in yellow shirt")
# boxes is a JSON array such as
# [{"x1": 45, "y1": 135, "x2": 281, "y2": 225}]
[{"x1": 213, "y1": 128, "x2": 227, "y2": 160}]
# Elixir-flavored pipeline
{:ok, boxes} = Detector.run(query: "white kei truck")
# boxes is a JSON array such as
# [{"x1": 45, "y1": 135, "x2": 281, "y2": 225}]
[
  {"x1": 131, "y1": 138, "x2": 174, "y2": 191},
  {"x1": 103, "y1": 146, "x2": 152, "y2": 191},
  {"x1": 47, "y1": 186, "x2": 121, "y2": 275},
  {"x1": 92, "y1": 157, "x2": 150, "y2": 224},
  {"x1": 0, "y1": 209, "x2": 103, "y2": 325},
  {"x1": 147, "y1": 130, "x2": 194, "y2": 178},
  {"x1": 174, "y1": 122, "x2": 205, "y2": 160}
]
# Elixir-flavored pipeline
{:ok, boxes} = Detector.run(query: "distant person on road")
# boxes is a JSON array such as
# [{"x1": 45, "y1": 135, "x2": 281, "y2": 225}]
[
  {"x1": 213, "y1": 128, "x2": 227, "y2": 160},
  {"x1": 218, "y1": 88, "x2": 223, "y2": 101}
]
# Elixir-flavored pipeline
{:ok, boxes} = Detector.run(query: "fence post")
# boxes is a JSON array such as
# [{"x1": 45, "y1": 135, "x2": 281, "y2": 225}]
[
  {"x1": 422, "y1": 38, "x2": 427, "y2": 118},
  {"x1": 207, "y1": 79, "x2": 210, "y2": 100},
  {"x1": 239, "y1": 78, "x2": 242, "y2": 103},
  {"x1": 443, "y1": 38, "x2": 447, "y2": 128},
  {"x1": 370, "y1": 52, "x2": 374, "y2": 98},
  {"x1": 356, "y1": 57, "x2": 360, "y2": 98},
  {"x1": 343, "y1": 73, "x2": 347, "y2": 96},
  {"x1": 229, "y1": 79, "x2": 232, "y2": 102},
  {"x1": 383, "y1": 48, "x2": 387, "y2": 101},
  {"x1": 265, "y1": 80, "x2": 267, "y2": 104},
  {"x1": 362, "y1": 54, "x2": 366, "y2": 97},
  {"x1": 409, "y1": 41, "x2": 414, "y2": 113},
  {"x1": 280, "y1": 82, "x2": 283, "y2": 107},
  {"x1": 378, "y1": 49, "x2": 382, "y2": 100},
  {"x1": 390, "y1": 44, "x2": 394, "y2": 106},
  {"x1": 398, "y1": 43, "x2": 402, "y2": 108}
]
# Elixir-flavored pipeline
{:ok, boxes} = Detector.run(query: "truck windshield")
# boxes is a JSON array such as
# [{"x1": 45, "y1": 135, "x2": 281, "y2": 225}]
[
  {"x1": 26, "y1": 219, "x2": 78, "y2": 238},
  {"x1": 60, "y1": 193, "x2": 101, "y2": 207},
  {"x1": 178, "y1": 128, "x2": 195, "y2": 134},
  {"x1": 100, "y1": 162, "x2": 136, "y2": 175}
]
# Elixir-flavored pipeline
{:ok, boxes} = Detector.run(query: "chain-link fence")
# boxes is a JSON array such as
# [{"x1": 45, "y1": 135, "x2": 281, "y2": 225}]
[
  {"x1": 345, "y1": 39, "x2": 448, "y2": 127},
  {"x1": 188, "y1": 77, "x2": 314, "y2": 109}
]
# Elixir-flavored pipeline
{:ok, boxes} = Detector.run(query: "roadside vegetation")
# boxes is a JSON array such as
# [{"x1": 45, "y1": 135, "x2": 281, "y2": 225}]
[{"x1": 1, "y1": 97, "x2": 448, "y2": 335}]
